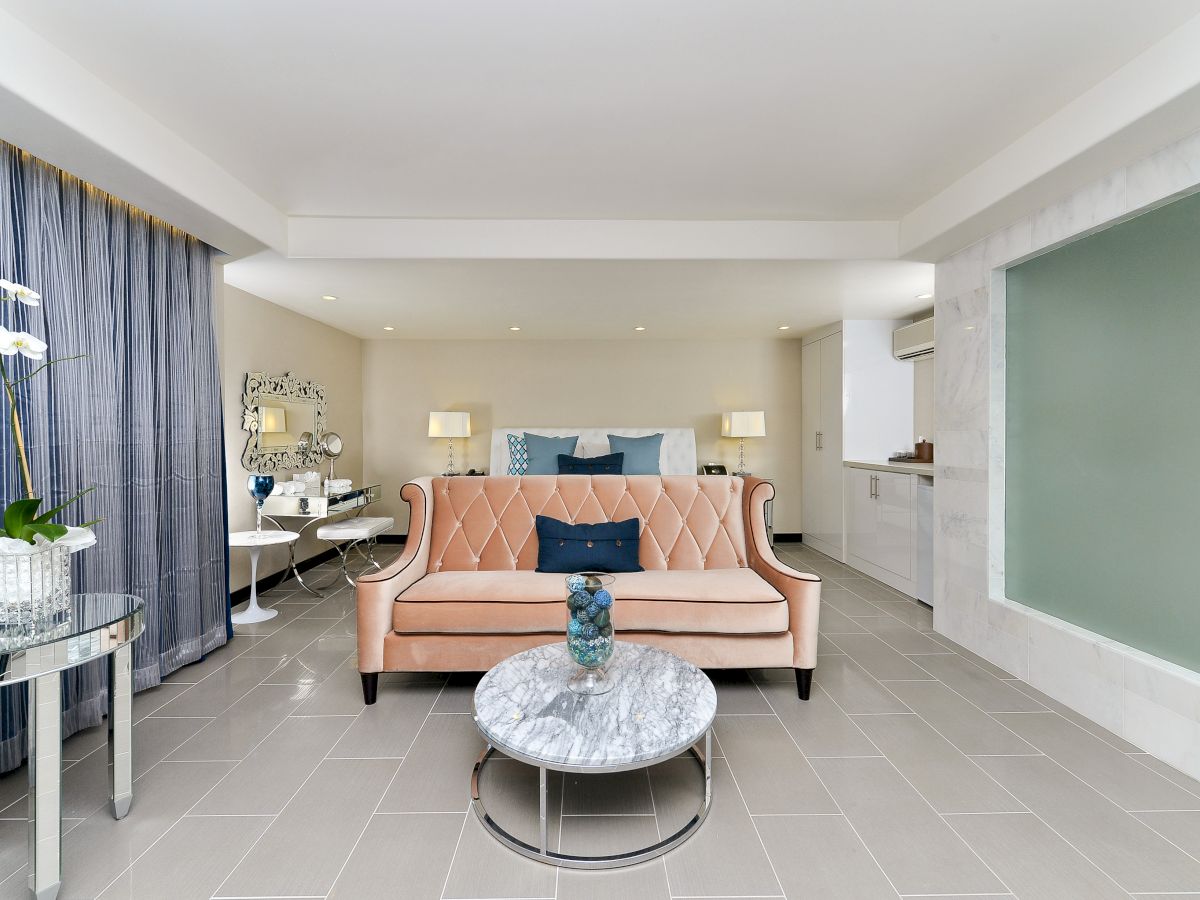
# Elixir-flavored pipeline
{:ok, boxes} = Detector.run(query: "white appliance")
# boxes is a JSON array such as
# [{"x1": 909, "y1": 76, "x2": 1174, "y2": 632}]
[{"x1": 893, "y1": 317, "x2": 935, "y2": 360}]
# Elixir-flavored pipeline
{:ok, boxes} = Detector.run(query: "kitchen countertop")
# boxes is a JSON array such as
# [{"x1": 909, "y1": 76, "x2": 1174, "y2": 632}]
[{"x1": 844, "y1": 459, "x2": 935, "y2": 477}]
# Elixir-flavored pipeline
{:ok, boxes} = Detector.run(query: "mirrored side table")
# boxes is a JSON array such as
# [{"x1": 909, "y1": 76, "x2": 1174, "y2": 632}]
[{"x1": 0, "y1": 593, "x2": 145, "y2": 900}]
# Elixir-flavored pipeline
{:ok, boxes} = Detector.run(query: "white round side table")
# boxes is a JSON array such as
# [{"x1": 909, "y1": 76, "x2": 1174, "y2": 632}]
[{"x1": 229, "y1": 530, "x2": 299, "y2": 624}]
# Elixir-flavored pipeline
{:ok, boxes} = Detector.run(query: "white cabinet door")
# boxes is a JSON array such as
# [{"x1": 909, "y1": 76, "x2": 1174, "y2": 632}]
[
  {"x1": 801, "y1": 342, "x2": 821, "y2": 544},
  {"x1": 815, "y1": 334, "x2": 844, "y2": 557},
  {"x1": 845, "y1": 466, "x2": 877, "y2": 564},
  {"x1": 873, "y1": 471, "x2": 913, "y2": 579}
]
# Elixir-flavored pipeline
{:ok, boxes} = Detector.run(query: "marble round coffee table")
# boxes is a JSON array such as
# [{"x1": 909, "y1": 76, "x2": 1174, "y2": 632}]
[{"x1": 472, "y1": 641, "x2": 717, "y2": 869}]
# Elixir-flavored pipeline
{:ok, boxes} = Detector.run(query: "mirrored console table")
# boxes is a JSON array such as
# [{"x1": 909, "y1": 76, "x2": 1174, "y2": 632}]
[
  {"x1": 1, "y1": 594, "x2": 144, "y2": 900},
  {"x1": 260, "y1": 483, "x2": 382, "y2": 594}
]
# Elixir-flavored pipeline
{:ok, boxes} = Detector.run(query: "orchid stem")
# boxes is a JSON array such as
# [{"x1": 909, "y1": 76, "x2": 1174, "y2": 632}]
[{"x1": 0, "y1": 358, "x2": 35, "y2": 500}]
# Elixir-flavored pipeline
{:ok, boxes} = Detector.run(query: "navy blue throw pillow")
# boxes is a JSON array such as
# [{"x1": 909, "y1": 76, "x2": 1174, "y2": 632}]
[
  {"x1": 557, "y1": 452, "x2": 624, "y2": 475},
  {"x1": 535, "y1": 515, "x2": 644, "y2": 573}
]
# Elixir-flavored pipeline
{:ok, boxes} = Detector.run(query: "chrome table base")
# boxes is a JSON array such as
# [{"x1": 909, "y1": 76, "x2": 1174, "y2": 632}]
[{"x1": 470, "y1": 729, "x2": 712, "y2": 869}]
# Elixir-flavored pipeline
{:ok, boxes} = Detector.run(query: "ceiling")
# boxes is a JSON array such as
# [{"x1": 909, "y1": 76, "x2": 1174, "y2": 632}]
[
  {"x1": 224, "y1": 254, "x2": 933, "y2": 340},
  {"x1": 3, "y1": 0, "x2": 1197, "y2": 220}
]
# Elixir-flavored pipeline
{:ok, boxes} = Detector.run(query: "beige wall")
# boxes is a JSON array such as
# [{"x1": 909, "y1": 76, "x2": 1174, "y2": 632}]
[
  {"x1": 914, "y1": 355, "x2": 935, "y2": 443},
  {"x1": 361, "y1": 337, "x2": 804, "y2": 534},
  {"x1": 220, "y1": 284, "x2": 364, "y2": 590}
]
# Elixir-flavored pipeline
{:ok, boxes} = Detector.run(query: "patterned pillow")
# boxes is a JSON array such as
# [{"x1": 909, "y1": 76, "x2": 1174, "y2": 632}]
[{"x1": 507, "y1": 433, "x2": 529, "y2": 475}]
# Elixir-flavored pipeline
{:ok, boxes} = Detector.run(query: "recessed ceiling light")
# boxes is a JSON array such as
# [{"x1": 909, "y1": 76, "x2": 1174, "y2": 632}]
[
  {"x1": 777, "y1": 325, "x2": 790, "y2": 331},
  {"x1": 509, "y1": 326, "x2": 521, "y2": 332},
  {"x1": 634, "y1": 326, "x2": 646, "y2": 332},
  {"x1": 383, "y1": 325, "x2": 395, "y2": 332},
  {"x1": 916, "y1": 292, "x2": 933, "y2": 300},
  {"x1": 321, "y1": 294, "x2": 337, "y2": 301}
]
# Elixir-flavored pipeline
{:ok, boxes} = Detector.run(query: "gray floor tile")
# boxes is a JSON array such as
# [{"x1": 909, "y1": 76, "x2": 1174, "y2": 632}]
[
  {"x1": 321, "y1": 611, "x2": 359, "y2": 637},
  {"x1": 854, "y1": 614, "x2": 950, "y2": 654},
  {"x1": 442, "y1": 812, "x2": 558, "y2": 899},
  {"x1": 836, "y1": 576, "x2": 911, "y2": 604},
  {"x1": 558, "y1": 858, "x2": 671, "y2": 900},
  {"x1": 822, "y1": 586, "x2": 887, "y2": 617},
  {"x1": 1009, "y1": 680, "x2": 1143, "y2": 752},
  {"x1": 216, "y1": 757, "x2": 401, "y2": 898},
  {"x1": 1135, "y1": 810, "x2": 1200, "y2": 859},
  {"x1": 710, "y1": 669, "x2": 773, "y2": 713},
  {"x1": 242, "y1": 614, "x2": 335, "y2": 658},
  {"x1": 228, "y1": 600, "x2": 307, "y2": 636},
  {"x1": 432, "y1": 672, "x2": 483, "y2": 713},
  {"x1": 263, "y1": 633, "x2": 357, "y2": 685},
  {"x1": 811, "y1": 756, "x2": 1007, "y2": 895},
  {"x1": 758, "y1": 680, "x2": 880, "y2": 757},
  {"x1": 559, "y1": 813, "x2": 664, "y2": 862},
  {"x1": 469, "y1": 758, "x2": 563, "y2": 851},
  {"x1": 948, "y1": 811, "x2": 1129, "y2": 899},
  {"x1": 818, "y1": 604, "x2": 869, "y2": 634},
  {"x1": 714, "y1": 715, "x2": 837, "y2": 814},
  {"x1": 96, "y1": 814, "x2": 272, "y2": 900},
  {"x1": 48, "y1": 761, "x2": 234, "y2": 900},
  {"x1": 825, "y1": 633, "x2": 937, "y2": 681},
  {"x1": 814, "y1": 654, "x2": 911, "y2": 714},
  {"x1": 563, "y1": 769, "x2": 654, "y2": 816},
  {"x1": 943, "y1": 642, "x2": 1018, "y2": 680},
  {"x1": 379, "y1": 713, "x2": 485, "y2": 813},
  {"x1": 975, "y1": 754, "x2": 1200, "y2": 892},
  {"x1": 652, "y1": 758, "x2": 782, "y2": 897},
  {"x1": 330, "y1": 680, "x2": 444, "y2": 758},
  {"x1": 851, "y1": 714, "x2": 1024, "y2": 813},
  {"x1": 153, "y1": 655, "x2": 285, "y2": 718},
  {"x1": 0, "y1": 820, "x2": 29, "y2": 884},
  {"x1": 756, "y1": 814, "x2": 899, "y2": 899},
  {"x1": 994, "y1": 712, "x2": 1200, "y2": 811},
  {"x1": 296, "y1": 589, "x2": 358, "y2": 619},
  {"x1": 1131, "y1": 753, "x2": 1200, "y2": 796},
  {"x1": 873, "y1": 598, "x2": 936, "y2": 632},
  {"x1": 192, "y1": 714, "x2": 354, "y2": 815},
  {"x1": 162, "y1": 636, "x2": 258, "y2": 684},
  {"x1": 329, "y1": 812, "x2": 465, "y2": 900},
  {"x1": 907, "y1": 654, "x2": 1047, "y2": 712},
  {"x1": 883, "y1": 681, "x2": 1035, "y2": 756},
  {"x1": 167, "y1": 683, "x2": 314, "y2": 762}
]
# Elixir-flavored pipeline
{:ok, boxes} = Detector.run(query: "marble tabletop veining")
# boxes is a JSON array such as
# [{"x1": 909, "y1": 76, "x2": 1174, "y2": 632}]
[{"x1": 473, "y1": 642, "x2": 717, "y2": 770}]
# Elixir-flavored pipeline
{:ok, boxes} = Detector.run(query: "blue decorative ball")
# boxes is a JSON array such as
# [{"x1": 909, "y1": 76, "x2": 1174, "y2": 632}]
[
  {"x1": 582, "y1": 623, "x2": 599, "y2": 640},
  {"x1": 593, "y1": 589, "x2": 613, "y2": 608},
  {"x1": 566, "y1": 574, "x2": 586, "y2": 593},
  {"x1": 593, "y1": 609, "x2": 610, "y2": 629},
  {"x1": 568, "y1": 591, "x2": 591, "y2": 610},
  {"x1": 586, "y1": 602, "x2": 600, "y2": 619},
  {"x1": 567, "y1": 617, "x2": 584, "y2": 637},
  {"x1": 575, "y1": 608, "x2": 591, "y2": 624}
]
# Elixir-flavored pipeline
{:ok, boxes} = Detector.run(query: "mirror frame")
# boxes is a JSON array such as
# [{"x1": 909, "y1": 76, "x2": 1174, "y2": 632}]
[{"x1": 240, "y1": 371, "x2": 328, "y2": 472}]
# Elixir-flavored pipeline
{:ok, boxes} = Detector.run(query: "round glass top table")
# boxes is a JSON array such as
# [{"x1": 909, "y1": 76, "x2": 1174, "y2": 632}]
[
  {"x1": 471, "y1": 642, "x2": 716, "y2": 869},
  {"x1": 0, "y1": 594, "x2": 144, "y2": 900}
]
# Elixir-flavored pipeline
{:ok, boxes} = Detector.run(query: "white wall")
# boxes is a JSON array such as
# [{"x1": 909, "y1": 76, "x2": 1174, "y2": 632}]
[
  {"x1": 219, "y1": 283, "x2": 364, "y2": 590},
  {"x1": 360, "y1": 338, "x2": 804, "y2": 534},
  {"x1": 913, "y1": 355, "x2": 935, "y2": 443},
  {"x1": 934, "y1": 125, "x2": 1200, "y2": 779}
]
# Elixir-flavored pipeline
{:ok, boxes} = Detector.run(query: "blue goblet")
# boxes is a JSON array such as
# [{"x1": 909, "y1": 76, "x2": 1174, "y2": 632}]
[{"x1": 246, "y1": 473, "x2": 275, "y2": 534}]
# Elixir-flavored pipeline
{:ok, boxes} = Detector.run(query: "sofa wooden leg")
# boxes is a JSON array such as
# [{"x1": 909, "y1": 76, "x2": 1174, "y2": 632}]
[
  {"x1": 795, "y1": 668, "x2": 813, "y2": 701},
  {"x1": 361, "y1": 672, "x2": 379, "y2": 705}
]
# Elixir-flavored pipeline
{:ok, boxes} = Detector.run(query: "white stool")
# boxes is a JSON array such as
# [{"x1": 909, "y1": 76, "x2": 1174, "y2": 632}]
[
  {"x1": 229, "y1": 530, "x2": 299, "y2": 623},
  {"x1": 316, "y1": 516, "x2": 395, "y2": 587}
]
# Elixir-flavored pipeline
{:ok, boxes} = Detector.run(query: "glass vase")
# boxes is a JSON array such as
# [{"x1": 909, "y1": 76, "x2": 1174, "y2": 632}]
[
  {"x1": 0, "y1": 542, "x2": 72, "y2": 648},
  {"x1": 565, "y1": 572, "x2": 615, "y2": 695}
]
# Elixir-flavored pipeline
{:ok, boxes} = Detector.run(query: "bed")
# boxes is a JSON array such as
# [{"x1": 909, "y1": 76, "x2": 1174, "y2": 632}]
[{"x1": 489, "y1": 427, "x2": 698, "y2": 476}]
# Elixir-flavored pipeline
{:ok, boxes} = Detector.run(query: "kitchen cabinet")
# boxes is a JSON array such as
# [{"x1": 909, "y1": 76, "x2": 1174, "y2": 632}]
[{"x1": 845, "y1": 464, "x2": 922, "y2": 597}]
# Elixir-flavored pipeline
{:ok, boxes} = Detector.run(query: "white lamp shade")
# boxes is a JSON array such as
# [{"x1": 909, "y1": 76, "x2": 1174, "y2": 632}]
[
  {"x1": 722, "y1": 410, "x2": 766, "y2": 438},
  {"x1": 259, "y1": 406, "x2": 287, "y2": 433},
  {"x1": 428, "y1": 411, "x2": 471, "y2": 438}
]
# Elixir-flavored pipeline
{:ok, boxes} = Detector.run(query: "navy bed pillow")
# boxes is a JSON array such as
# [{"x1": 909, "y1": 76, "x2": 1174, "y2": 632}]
[
  {"x1": 557, "y1": 452, "x2": 624, "y2": 475},
  {"x1": 535, "y1": 515, "x2": 644, "y2": 573}
]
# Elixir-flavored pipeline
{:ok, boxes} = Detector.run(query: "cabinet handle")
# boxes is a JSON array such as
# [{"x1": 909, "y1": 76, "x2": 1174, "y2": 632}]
[{"x1": 870, "y1": 474, "x2": 878, "y2": 499}]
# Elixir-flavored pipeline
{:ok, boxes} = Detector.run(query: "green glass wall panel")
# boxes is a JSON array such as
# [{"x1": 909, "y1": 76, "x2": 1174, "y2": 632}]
[{"x1": 1006, "y1": 192, "x2": 1200, "y2": 673}]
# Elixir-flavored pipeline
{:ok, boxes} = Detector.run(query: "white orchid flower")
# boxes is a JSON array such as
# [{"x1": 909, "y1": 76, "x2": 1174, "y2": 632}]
[
  {"x1": 0, "y1": 279, "x2": 41, "y2": 306},
  {"x1": 0, "y1": 326, "x2": 48, "y2": 360}
]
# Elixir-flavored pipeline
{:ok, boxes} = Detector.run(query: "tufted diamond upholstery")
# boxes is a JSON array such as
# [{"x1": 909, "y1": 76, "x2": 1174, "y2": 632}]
[{"x1": 427, "y1": 475, "x2": 746, "y2": 573}]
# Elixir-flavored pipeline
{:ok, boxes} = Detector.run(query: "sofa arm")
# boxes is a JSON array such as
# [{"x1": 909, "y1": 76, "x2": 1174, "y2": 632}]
[
  {"x1": 741, "y1": 477, "x2": 822, "y2": 669},
  {"x1": 357, "y1": 477, "x2": 434, "y2": 672}
]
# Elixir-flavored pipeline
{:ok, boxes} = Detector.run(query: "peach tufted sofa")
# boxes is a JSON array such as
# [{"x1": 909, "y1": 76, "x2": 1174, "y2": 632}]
[{"x1": 356, "y1": 474, "x2": 822, "y2": 703}]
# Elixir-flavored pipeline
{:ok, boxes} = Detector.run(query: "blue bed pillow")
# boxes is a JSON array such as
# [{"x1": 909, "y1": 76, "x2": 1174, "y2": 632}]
[
  {"x1": 558, "y1": 452, "x2": 624, "y2": 475},
  {"x1": 607, "y1": 433, "x2": 663, "y2": 475},
  {"x1": 523, "y1": 433, "x2": 579, "y2": 475},
  {"x1": 535, "y1": 515, "x2": 644, "y2": 573}
]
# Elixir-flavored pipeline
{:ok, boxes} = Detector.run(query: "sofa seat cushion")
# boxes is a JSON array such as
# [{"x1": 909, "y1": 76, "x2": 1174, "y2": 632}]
[{"x1": 393, "y1": 569, "x2": 787, "y2": 635}]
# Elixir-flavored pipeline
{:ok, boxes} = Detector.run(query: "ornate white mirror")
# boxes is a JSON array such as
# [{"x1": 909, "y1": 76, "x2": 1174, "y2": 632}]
[{"x1": 240, "y1": 371, "x2": 328, "y2": 472}]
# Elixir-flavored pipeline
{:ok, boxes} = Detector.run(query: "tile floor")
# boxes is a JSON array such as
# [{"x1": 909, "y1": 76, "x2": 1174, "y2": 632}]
[{"x1": 3, "y1": 543, "x2": 1200, "y2": 898}]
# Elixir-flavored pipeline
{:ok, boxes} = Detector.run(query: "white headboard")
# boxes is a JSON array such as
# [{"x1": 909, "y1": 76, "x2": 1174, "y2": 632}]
[{"x1": 490, "y1": 428, "x2": 698, "y2": 476}]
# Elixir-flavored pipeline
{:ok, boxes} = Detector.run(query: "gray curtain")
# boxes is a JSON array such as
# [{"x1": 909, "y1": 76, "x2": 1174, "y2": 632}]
[{"x1": 0, "y1": 142, "x2": 229, "y2": 772}]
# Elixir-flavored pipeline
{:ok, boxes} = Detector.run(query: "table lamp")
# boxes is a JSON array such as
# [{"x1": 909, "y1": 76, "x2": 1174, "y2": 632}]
[
  {"x1": 429, "y1": 411, "x2": 471, "y2": 475},
  {"x1": 722, "y1": 410, "x2": 766, "y2": 476}
]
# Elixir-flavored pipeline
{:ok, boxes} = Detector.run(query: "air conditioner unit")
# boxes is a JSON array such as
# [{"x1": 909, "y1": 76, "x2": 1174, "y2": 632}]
[{"x1": 894, "y1": 317, "x2": 934, "y2": 360}]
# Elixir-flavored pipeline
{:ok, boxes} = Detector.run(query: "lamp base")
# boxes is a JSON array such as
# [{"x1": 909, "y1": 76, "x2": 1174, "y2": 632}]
[{"x1": 732, "y1": 470, "x2": 751, "y2": 477}]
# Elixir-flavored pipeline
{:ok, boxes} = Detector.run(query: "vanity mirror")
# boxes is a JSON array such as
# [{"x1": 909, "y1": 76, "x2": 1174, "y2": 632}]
[{"x1": 241, "y1": 371, "x2": 328, "y2": 472}]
